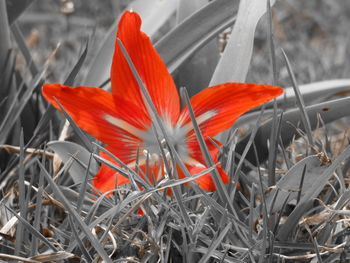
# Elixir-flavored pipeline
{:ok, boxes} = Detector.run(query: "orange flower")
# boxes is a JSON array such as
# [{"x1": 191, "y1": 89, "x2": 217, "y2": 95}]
[{"x1": 42, "y1": 11, "x2": 283, "y2": 194}]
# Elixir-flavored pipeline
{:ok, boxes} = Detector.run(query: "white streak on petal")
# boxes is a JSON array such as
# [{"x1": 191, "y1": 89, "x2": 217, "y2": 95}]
[
  {"x1": 182, "y1": 110, "x2": 217, "y2": 133},
  {"x1": 104, "y1": 114, "x2": 144, "y2": 138}
]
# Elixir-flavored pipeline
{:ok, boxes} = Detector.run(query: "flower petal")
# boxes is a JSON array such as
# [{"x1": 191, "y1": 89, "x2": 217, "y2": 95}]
[
  {"x1": 189, "y1": 163, "x2": 229, "y2": 191},
  {"x1": 112, "y1": 11, "x2": 180, "y2": 125},
  {"x1": 178, "y1": 83, "x2": 283, "y2": 138},
  {"x1": 42, "y1": 83, "x2": 149, "y2": 163},
  {"x1": 93, "y1": 150, "x2": 130, "y2": 194},
  {"x1": 187, "y1": 136, "x2": 222, "y2": 166},
  {"x1": 177, "y1": 161, "x2": 229, "y2": 191}
]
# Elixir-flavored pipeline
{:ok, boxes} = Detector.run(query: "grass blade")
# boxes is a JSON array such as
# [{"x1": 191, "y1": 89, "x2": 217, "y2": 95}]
[
  {"x1": 6, "y1": 205, "x2": 58, "y2": 252},
  {"x1": 36, "y1": 160, "x2": 112, "y2": 263},
  {"x1": 53, "y1": 98, "x2": 93, "y2": 152},
  {"x1": 11, "y1": 22, "x2": 38, "y2": 76},
  {"x1": 30, "y1": 154, "x2": 46, "y2": 256},
  {"x1": 64, "y1": 41, "x2": 88, "y2": 86},
  {"x1": 198, "y1": 222, "x2": 232, "y2": 263},
  {"x1": 15, "y1": 129, "x2": 25, "y2": 255},
  {"x1": 282, "y1": 49, "x2": 314, "y2": 147},
  {"x1": 68, "y1": 215, "x2": 93, "y2": 261},
  {"x1": 0, "y1": 0, "x2": 10, "y2": 65},
  {"x1": 181, "y1": 87, "x2": 237, "y2": 216}
]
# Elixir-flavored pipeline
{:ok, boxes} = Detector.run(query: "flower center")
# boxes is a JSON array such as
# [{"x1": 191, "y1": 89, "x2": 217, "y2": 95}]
[{"x1": 141, "y1": 121, "x2": 188, "y2": 164}]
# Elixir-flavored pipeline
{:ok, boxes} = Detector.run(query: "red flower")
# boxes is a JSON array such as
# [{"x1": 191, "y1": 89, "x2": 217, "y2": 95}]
[{"x1": 42, "y1": 11, "x2": 283, "y2": 194}]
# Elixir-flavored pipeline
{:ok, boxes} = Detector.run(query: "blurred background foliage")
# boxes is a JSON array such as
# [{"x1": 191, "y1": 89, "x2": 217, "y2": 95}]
[{"x1": 16, "y1": 0, "x2": 350, "y2": 86}]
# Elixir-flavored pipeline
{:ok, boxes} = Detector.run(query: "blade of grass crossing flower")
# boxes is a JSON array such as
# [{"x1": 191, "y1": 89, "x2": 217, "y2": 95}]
[
  {"x1": 36, "y1": 160, "x2": 113, "y2": 263},
  {"x1": 93, "y1": 153, "x2": 143, "y2": 188},
  {"x1": 116, "y1": 39, "x2": 162, "y2": 134},
  {"x1": 6, "y1": 206, "x2": 59, "y2": 252},
  {"x1": 117, "y1": 38, "x2": 194, "y2": 228},
  {"x1": 92, "y1": 143, "x2": 147, "y2": 189},
  {"x1": 53, "y1": 98, "x2": 93, "y2": 152},
  {"x1": 181, "y1": 87, "x2": 236, "y2": 215},
  {"x1": 15, "y1": 129, "x2": 25, "y2": 255},
  {"x1": 210, "y1": 0, "x2": 276, "y2": 85},
  {"x1": 282, "y1": 49, "x2": 314, "y2": 147},
  {"x1": 11, "y1": 22, "x2": 38, "y2": 76}
]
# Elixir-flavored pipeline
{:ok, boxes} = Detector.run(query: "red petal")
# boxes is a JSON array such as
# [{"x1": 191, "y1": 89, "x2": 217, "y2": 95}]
[
  {"x1": 112, "y1": 11, "x2": 180, "y2": 124},
  {"x1": 42, "y1": 83, "x2": 149, "y2": 164},
  {"x1": 187, "y1": 137, "x2": 222, "y2": 165},
  {"x1": 177, "y1": 162, "x2": 229, "y2": 191},
  {"x1": 179, "y1": 83, "x2": 283, "y2": 138},
  {"x1": 93, "y1": 150, "x2": 130, "y2": 195},
  {"x1": 190, "y1": 163, "x2": 229, "y2": 191}
]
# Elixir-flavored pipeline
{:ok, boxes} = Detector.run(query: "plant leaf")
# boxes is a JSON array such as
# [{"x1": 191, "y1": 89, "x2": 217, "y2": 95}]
[
  {"x1": 277, "y1": 144, "x2": 350, "y2": 240},
  {"x1": 274, "y1": 79, "x2": 350, "y2": 108},
  {"x1": 210, "y1": 0, "x2": 276, "y2": 85},
  {"x1": 47, "y1": 141, "x2": 98, "y2": 184},
  {"x1": 175, "y1": 0, "x2": 219, "y2": 96},
  {"x1": 236, "y1": 96, "x2": 350, "y2": 169},
  {"x1": 155, "y1": 0, "x2": 236, "y2": 74},
  {"x1": 236, "y1": 79, "x2": 350, "y2": 127},
  {"x1": 265, "y1": 156, "x2": 327, "y2": 213}
]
